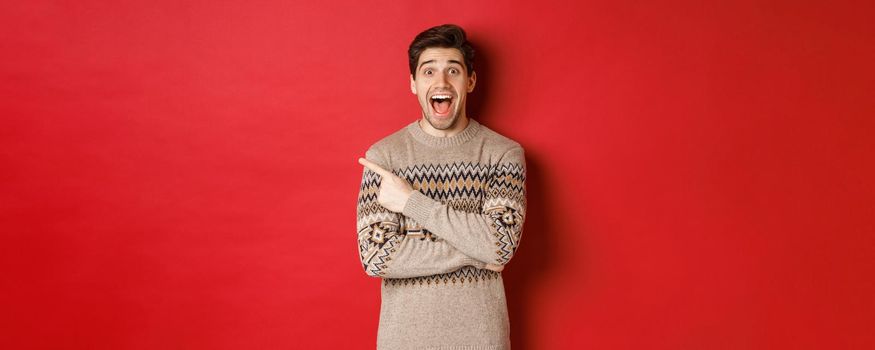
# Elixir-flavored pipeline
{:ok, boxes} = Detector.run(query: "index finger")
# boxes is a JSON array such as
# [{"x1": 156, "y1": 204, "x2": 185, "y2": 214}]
[{"x1": 358, "y1": 157, "x2": 393, "y2": 178}]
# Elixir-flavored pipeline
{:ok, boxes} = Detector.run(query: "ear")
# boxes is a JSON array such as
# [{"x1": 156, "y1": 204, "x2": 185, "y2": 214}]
[
  {"x1": 467, "y1": 71, "x2": 477, "y2": 93},
  {"x1": 410, "y1": 75, "x2": 417, "y2": 95}
]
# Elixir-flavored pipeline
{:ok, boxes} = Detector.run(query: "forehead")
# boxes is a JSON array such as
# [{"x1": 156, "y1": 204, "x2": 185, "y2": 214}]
[{"x1": 417, "y1": 47, "x2": 465, "y2": 67}]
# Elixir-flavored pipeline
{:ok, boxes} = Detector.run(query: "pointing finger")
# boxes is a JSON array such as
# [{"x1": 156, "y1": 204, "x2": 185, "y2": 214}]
[{"x1": 358, "y1": 157, "x2": 393, "y2": 178}]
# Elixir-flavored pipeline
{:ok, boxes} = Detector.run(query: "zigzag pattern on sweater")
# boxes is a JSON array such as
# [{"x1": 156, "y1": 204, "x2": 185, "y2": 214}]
[
  {"x1": 383, "y1": 265, "x2": 501, "y2": 287},
  {"x1": 397, "y1": 161, "x2": 491, "y2": 201}
]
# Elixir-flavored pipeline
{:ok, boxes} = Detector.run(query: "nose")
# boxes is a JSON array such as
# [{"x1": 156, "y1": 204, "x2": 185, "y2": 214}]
[{"x1": 434, "y1": 71, "x2": 450, "y2": 86}]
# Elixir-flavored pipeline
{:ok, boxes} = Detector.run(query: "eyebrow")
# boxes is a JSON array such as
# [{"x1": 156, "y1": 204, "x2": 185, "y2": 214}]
[{"x1": 418, "y1": 59, "x2": 465, "y2": 70}]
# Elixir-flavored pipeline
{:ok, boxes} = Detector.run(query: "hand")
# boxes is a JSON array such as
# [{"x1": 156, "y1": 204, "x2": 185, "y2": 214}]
[
  {"x1": 484, "y1": 263, "x2": 505, "y2": 272},
  {"x1": 469, "y1": 260, "x2": 504, "y2": 272},
  {"x1": 358, "y1": 157, "x2": 414, "y2": 213}
]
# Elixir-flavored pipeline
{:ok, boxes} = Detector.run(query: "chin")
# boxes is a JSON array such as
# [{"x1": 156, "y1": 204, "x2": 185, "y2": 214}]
[{"x1": 427, "y1": 115, "x2": 457, "y2": 130}]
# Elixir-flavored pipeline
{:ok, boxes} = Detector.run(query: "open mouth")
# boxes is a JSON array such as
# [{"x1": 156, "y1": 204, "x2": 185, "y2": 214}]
[{"x1": 430, "y1": 93, "x2": 453, "y2": 117}]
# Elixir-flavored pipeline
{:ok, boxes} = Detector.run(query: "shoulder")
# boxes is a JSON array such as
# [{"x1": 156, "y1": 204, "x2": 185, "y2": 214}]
[
  {"x1": 364, "y1": 121, "x2": 414, "y2": 167},
  {"x1": 477, "y1": 121, "x2": 525, "y2": 163}
]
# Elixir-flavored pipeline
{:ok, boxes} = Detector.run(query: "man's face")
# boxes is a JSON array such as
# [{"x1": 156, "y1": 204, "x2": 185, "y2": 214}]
[{"x1": 410, "y1": 47, "x2": 476, "y2": 130}]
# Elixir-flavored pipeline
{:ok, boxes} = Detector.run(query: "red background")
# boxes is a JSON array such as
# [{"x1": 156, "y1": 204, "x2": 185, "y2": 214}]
[{"x1": 2, "y1": 1, "x2": 874, "y2": 349}]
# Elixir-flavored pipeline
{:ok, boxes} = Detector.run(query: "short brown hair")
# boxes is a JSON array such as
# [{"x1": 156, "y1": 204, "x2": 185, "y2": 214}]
[{"x1": 408, "y1": 24, "x2": 475, "y2": 79}]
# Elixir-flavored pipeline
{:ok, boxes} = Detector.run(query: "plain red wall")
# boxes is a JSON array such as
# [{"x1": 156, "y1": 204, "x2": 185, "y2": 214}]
[{"x1": 2, "y1": 1, "x2": 873, "y2": 349}]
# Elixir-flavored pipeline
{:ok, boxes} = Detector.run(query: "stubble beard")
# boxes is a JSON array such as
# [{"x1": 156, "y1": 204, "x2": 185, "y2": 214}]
[{"x1": 423, "y1": 112, "x2": 458, "y2": 130}]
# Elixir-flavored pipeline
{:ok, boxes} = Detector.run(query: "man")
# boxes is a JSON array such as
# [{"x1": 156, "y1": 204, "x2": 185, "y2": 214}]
[{"x1": 356, "y1": 24, "x2": 526, "y2": 350}]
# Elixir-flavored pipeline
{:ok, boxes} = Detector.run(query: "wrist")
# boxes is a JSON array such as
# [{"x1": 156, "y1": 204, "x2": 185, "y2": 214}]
[{"x1": 401, "y1": 189, "x2": 415, "y2": 210}]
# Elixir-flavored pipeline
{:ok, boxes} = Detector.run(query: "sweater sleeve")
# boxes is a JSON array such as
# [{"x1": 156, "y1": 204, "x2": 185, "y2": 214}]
[
  {"x1": 356, "y1": 147, "x2": 487, "y2": 278},
  {"x1": 401, "y1": 146, "x2": 527, "y2": 266}
]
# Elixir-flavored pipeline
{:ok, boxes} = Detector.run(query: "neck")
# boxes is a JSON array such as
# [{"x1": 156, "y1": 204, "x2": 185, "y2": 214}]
[{"x1": 419, "y1": 115, "x2": 470, "y2": 138}]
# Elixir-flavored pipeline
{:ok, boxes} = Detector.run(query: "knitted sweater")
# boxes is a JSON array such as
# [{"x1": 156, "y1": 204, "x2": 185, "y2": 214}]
[{"x1": 356, "y1": 118, "x2": 527, "y2": 350}]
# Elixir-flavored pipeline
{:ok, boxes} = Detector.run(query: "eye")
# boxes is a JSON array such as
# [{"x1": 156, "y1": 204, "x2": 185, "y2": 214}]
[
  {"x1": 449, "y1": 68, "x2": 459, "y2": 75},
  {"x1": 424, "y1": 69, "x2": 433, "y2": 76}
]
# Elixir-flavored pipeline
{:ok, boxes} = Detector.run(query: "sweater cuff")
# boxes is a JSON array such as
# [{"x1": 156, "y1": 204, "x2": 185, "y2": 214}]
[{"x1": 402, "y1": 190, "x2": 438, "y2": 225}]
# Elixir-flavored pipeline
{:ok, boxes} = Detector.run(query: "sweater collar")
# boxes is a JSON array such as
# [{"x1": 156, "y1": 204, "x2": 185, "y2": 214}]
[{"x1": 406, "y1": 117, "x2": 482, "y2": 148}]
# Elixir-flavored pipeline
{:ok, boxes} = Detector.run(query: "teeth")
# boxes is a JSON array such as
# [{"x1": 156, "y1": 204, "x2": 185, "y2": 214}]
[{"x1": 431, "y1": 95, "x2": 451, "y2": 100}]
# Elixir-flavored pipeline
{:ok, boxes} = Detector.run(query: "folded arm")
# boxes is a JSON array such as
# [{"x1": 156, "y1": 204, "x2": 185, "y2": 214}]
[
  {"x1": 401, "y1": 146, "x2": 527, "y2": 266},
  {"x1": 356, "y1": 148, "x2": 486, "y2": 278}
]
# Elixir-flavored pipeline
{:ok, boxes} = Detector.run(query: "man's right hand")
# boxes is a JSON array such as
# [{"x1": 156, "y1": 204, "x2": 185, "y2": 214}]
[{"x1": 358, "y1": 157, "x2": 414, "y2": 213}]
